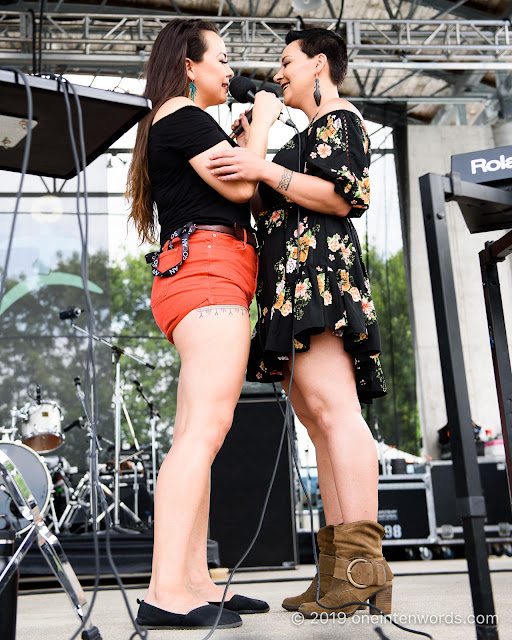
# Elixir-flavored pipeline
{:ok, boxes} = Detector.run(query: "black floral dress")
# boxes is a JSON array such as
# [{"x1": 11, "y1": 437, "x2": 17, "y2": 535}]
[{"x1": 246, "y1": 110, "x2": 386, "y2": 404}]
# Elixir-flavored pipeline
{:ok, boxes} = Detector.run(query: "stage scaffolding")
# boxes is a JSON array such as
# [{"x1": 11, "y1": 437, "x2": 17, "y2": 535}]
[{"x1": 1, "y1": 13, "x2": 512, "y2": 73}]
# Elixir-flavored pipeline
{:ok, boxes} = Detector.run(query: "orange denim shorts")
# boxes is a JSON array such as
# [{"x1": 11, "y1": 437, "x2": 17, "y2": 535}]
[{"x1": 151, "y1": 229, "x2": 258, "y2": 344}]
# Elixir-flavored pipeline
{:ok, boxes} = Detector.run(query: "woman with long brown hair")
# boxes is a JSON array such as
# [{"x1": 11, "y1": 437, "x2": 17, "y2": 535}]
[
  {"x1": 126, "y1": 18, "x2": 282, "y2": 630},
  {"x1": 208, "y1": 28, "x2": 393, "y2": 620}
]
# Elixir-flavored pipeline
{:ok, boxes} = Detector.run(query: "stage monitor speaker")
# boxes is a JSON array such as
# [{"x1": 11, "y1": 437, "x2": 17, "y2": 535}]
[
  {"x1": 431, "y1": 459, "x2": 512, "y2": 527},
  {"x1": 210, "y1": 391, "x2": 297, "y2": 569},
  {"x1": 0, "y1": 70, "x2": 151, "y2": 178}
]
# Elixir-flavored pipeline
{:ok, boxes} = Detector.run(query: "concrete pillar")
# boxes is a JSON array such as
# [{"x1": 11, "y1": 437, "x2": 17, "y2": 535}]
[
  {"x1": 405, "y1": 125, "x2": 512, "y2": 459},
  {"x1": 492, "y1": 119, "x2": 512, "y2": 147}
]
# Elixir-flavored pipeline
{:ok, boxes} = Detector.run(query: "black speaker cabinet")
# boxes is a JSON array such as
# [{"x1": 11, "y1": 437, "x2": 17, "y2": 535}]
[
  {"x1": 431, "y1": 459, "x2": 512, "y2": 527},
  {"x1": 378, "y1": 475, "x2": 436, "y2": 546},
  {"x1": 210, "y1": 392, "x2": 297, "y2": 569}
]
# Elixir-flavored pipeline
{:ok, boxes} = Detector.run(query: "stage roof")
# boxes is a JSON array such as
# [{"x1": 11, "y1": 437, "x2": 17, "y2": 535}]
[{"x1": 1, "y1": 0, "x2": 512, "y2": 125}]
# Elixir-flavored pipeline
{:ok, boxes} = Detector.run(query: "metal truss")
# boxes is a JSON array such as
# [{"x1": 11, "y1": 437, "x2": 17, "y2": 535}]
[{"x1": 1, "y1": 12, "x2": 512, "y2": 74}]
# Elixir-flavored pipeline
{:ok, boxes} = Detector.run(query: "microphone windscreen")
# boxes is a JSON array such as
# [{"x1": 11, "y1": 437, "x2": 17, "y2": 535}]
[{"x1": 229, "y1": 76, "x2": 257, "y2": 103}]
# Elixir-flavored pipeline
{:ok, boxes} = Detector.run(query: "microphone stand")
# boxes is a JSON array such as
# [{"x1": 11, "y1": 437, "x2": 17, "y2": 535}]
[
  {"x1": 130, "y1": 380, "x2": 161, "y2": 502},
  {"x1": 68, "y1": 321, "x2": 155, "y2": 528}
]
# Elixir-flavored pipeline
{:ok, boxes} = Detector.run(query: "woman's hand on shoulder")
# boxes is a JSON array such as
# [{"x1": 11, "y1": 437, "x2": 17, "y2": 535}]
[
  {"x1": 207, "y1": 147, "x2": 268, "y2": 183},
  {"x1": 152, "y1": 97, "x2": 195, "y2": 125}
]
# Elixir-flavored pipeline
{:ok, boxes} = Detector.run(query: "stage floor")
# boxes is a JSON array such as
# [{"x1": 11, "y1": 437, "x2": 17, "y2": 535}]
[{"x1": 16, "y1": 557, "x2": 512, "y2": 640}]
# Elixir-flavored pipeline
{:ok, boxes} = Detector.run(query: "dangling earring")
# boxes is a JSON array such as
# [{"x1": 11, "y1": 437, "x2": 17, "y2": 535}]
[
  {"x1": 314, "y1": 74, "x2": 322, "y2": 107},
  {"x1": 189, "y1": 81, "x2": 197, "y2": 102}
]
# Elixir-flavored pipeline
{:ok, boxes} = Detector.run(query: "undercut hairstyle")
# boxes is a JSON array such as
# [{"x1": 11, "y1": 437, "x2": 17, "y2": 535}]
[
  {"x1": 126, "y1": 19, "x2": 218, "y2": 244},
  {"x1": 285, "y1": 28, "x2": 348, "y2": 86}
]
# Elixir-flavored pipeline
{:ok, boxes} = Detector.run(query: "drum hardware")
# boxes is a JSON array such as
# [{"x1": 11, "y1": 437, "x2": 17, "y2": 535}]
[
  {"x1": 0, "y1": 447, "x2": 102, "y2": 639},
  {"x1": 57, "y1": 472, "x2": 143, "y2": 532},
  {"x1": 57, "y1": 377, "x2": 145, "y2": 533},
  {"x1": 62, "y1": 311, "x2": 155, "y2": 528},
  {"x1": 45, "y1": 455, "x2": 77, "y2": 532},
  {"x1": 1, "y1": 419, "x2": 18, "y2": 443},
  {"x1": 128, "y1": 374, "x2": 161, "y2": 501}
]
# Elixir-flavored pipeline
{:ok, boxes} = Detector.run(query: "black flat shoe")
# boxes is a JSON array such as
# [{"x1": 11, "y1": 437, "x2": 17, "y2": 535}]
[
  {"x1": 208, "y1": 594, "x2": 270, "y2": 614},
  {"x1": 135, "y1": 600, "x2": 242, "y2": 629}
]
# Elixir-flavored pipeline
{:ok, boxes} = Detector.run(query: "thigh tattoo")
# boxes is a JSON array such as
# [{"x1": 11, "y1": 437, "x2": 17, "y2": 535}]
[{"x1": 196, "y1": 306, "x2": 249, "y2": 319}]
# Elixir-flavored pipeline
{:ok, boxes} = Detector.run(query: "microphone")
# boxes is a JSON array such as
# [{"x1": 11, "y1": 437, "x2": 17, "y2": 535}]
[
  {"x1": 63, "y1": 416, "x2": 84, "y2": 433},
  {"x1": 59, "y1": 306, "x2": 83, "y2": 320},
  {"x1": 128, "y1": 374, "x2": 143, "y2": 391},
  {"x1": 36, "y1": 384, "x2": 41, "y2": 405},
  {"x1": 229, "y1": 76, "x2": 294, "y2": 139}
]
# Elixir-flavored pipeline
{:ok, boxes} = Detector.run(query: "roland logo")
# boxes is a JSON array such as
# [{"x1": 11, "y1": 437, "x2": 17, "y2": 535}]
[{"x1": 471, "y1": 154, "x2": 512, "y2": 175}]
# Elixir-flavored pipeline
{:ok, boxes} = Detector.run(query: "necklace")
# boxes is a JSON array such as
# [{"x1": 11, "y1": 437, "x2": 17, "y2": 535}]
[
  {"x1": 308, "y1": 109, "x2": 320, "y2": 131},
  {"x1": 308, "y1": 109, "x2": 320, "y2": 136},
  {"x1": 308, "y1": 109, "x2": 320, "y2": 129}
]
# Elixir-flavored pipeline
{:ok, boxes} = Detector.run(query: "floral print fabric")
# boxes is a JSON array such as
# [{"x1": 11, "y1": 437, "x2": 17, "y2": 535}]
[{"x1": 246, "y1": 110, "x2": 386, "y2": 403}]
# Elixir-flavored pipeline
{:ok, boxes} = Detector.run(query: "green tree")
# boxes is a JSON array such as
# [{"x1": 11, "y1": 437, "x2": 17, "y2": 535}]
[
  {"x1": 109, "y1": 252, "x2": 180, "y2": 454},
  {"x1": 365, "y1": 247, "x2": 420, "y2": 455},
  {"x1": 0, "y1": 250, "x2": 113, "y2": 471},
  {"x1": 0, "y1": 249, "x2": 180, "y2": 473}
]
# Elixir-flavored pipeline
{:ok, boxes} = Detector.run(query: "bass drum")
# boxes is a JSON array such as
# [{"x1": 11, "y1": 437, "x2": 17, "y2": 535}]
[{"x1": 0, "y1": 441, "x2": 51, "y2": 534}]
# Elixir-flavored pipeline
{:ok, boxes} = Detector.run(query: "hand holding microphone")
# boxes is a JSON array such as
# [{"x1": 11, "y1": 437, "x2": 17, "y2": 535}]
[{"x1": 229, "y1": 76, "x2": 294, "y2": 140}]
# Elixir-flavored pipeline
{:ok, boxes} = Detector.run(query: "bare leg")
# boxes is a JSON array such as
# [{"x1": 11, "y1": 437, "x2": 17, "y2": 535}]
[
  {"x1": 281, "y1": 374, "x2": 343, "y2": 526},
  {"x1": 184, "y1": 476, "x2": 236, "y2": 602},
  {"x1": 144, "y1": 305, "x2": 251, "y2": 613},
  {"x1": 286, "y1": 332, "x2": 378, "y2": 523},
  {"x1": 171, "y1": 383, "x2": 236, "y2": 603}
]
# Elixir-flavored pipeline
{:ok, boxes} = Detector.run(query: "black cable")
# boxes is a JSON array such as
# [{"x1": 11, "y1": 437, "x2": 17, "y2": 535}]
[
  {"x1": 58, "y1": 76, "x2": 103, "y2": 640},
  {"x1": 28, "y1": 10, "x2": 36, "y2": 74},
  {"x1": 26, "y1": 380, "x2": 40, "y2": 402},
  {"x1": 255, "y1": 114, "x2": 433, "y2": 639},
  {"x1": 199, "y1": 400, "x2": 289, "y2": 640},
  {"x1": 335, "y1": 0, "x2": 345, "y2": 34},
  {"x1": 198, "y1": 117, "x2": 304, "y2": 640},
  {"x1": 0, "y1": 69, "x2": 33, "y2": 311},
  {"x1": 61, "y1": 78, "x2": 148, "y2": 640},
  {"x1": 38, "y1": 0, "x2": 46, "y2": 75}
]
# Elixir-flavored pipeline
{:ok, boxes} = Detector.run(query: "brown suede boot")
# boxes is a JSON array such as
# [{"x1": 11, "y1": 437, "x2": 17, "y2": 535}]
[
  {"x1": 298, "y1": 521, "x2": 393, "y2": 618},
  {"x1": 282, "y1": 525, "x2": 336, "y2": 611}
]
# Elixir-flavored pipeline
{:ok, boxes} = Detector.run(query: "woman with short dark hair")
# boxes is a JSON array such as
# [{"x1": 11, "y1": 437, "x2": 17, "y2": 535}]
[
  {"x1": 126, "y1": 18, "x2": 281, "y2": 630},
  {"x1": 208, "y1": 27, "x2": 393, "y2": 619}
]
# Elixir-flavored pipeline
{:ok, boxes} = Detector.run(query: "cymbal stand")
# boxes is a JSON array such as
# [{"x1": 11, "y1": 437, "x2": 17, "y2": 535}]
[
  {"x1": 0, "y1": 450, "x2": 102, "y2": 640},
  {"x1": 120, "y1": 398, "x2": 142, "y2": 518},
  {"x1": 68, "y1": 321, "x2": 154, "y2": 527},
  {"x1": 129, "y1": 378, "x2": 161, "y2": 499}
]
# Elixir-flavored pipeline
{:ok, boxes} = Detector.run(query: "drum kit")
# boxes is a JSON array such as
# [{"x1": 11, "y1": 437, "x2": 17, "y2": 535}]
[
  {"x1": 1, "y1": 382, "x2": 157, "y2": 535},
  {"x1": 0, "y1": 388, "x2": 104, "y2": 640},
  {"x1": 0, "y1": 309, "x2": 160, "y2": 640}
]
